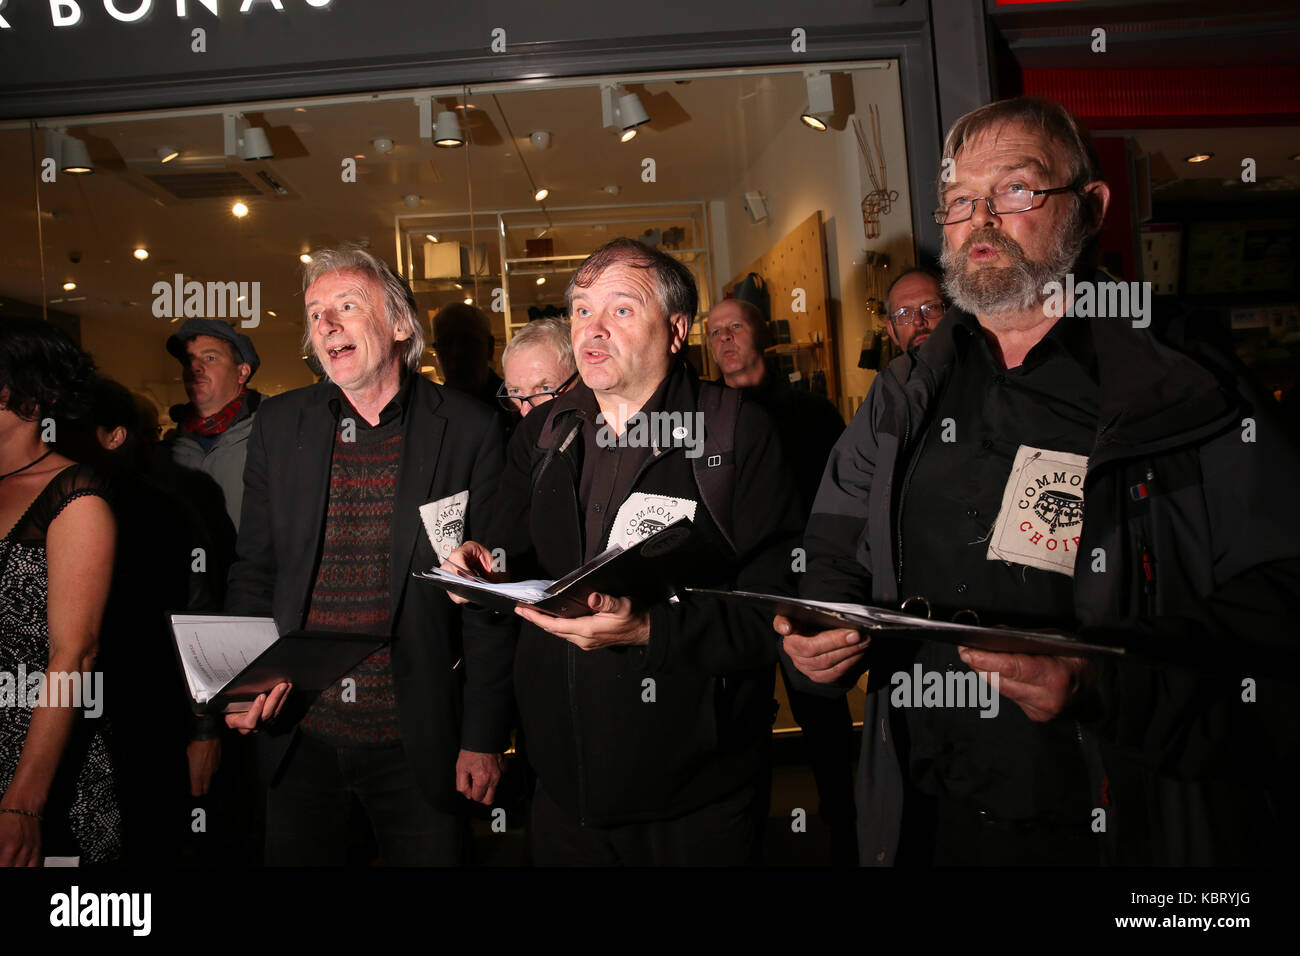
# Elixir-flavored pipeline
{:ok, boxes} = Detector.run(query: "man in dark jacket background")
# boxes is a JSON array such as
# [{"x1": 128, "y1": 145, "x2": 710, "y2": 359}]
[
  {"x1": 707, "y1": 296, "x2": 857, "y2": 864},
  {"x1": 780, "y1": 96, "x2": 1300, "y2": 866},
  {"x1": 447, "y1": 238, "x2": 803, "y2": 865}
]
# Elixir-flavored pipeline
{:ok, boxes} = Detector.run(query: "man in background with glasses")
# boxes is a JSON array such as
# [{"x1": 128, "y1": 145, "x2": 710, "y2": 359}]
[
  {"x1": 498, "y1": 317, "x2": 578, "y2": 419},
  {"x1": 883, "y1": 268, "x2": 945, "y2": 353},
  {"x1": 779, "y1": 96, "x2": 1300, "y2": 867}
]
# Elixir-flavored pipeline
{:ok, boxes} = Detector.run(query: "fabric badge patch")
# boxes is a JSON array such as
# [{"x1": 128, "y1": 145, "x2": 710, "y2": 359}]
[
  {"x1": 986, "y1": 445, "x2": 1088, "y2": 577},
  {"x1": 607, "y1": 493, "x2": 698, "y2": 551},
  {"x1": 420, "y1": 490, "x2": 469, "y2": 562}
]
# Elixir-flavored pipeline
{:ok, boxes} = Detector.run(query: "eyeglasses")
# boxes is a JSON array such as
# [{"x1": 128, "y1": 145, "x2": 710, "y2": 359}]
[
  {"x1": 497, "y1": 370, "x2": 578, "y2": 413},
  {"x1": 933, "y1": 183, "x2": 1079, "y2": 225},
  {"x1": 890, "y1": 302, "x2": 945, "y2": 327}
]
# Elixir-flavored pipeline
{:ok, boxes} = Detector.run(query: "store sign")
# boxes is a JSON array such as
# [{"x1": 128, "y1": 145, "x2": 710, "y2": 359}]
[{"x1": 0, "y1": 0, "x2": 333, "y2": 31}]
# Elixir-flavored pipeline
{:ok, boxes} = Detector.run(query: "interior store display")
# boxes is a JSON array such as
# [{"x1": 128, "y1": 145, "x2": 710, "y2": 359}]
[{"x1": 853, "y1": 105, "x2": 899, "y2": 240}]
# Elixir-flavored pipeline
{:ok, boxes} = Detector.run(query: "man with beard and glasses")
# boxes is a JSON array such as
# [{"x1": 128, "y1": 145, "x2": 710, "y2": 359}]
[
  {"x1": 883, "y1": 268, "x2": 945, "y2": 353},
  {"x1": 777, "y1": 96, "x2": 1300, "y2": 866}
]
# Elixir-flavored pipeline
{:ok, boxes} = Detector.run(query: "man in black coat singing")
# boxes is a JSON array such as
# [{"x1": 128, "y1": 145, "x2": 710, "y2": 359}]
[
  {"x1": 446, "y1": 238, "x2": 803, "y2": 865},
  {"x1": 224, "y1": 244, "x2": 511, "y2": 866}
]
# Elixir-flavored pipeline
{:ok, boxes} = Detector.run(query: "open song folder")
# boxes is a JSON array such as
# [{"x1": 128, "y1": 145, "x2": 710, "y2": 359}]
[
  {"x1": 169, "y1": 614, "x2": 387, "y2": 714},
  {"x1": 415, "y1": 518, "x2": 692, "y2": 618},
  {"x1": 683, "y1": 589, "x2": 1127, "y2": 658}
]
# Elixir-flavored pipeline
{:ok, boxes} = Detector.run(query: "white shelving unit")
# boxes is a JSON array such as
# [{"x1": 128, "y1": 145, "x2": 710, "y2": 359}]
[{"x1": 394, "y1": 201, "x2": 715, "y2": 372}]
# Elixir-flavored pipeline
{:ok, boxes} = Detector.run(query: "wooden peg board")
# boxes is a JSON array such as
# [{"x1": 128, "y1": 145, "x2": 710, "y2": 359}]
[{"x1": 723, "y1": 211, "x2": 838, "y2": 402}]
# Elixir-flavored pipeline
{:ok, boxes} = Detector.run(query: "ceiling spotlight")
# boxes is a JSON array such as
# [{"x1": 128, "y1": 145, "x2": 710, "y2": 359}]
[
  {"x1": 267, "y1": 311, "x2": 277, "y2": 317},
  {"x1": 372, "y1": 137, "x2": 395, "y2": 153},
  {"x1": 62, "y1": 281, "x2": 77, "y2": 291},
  {"x1": 620, "y1": 129, "x2": 638, "y2": 143},
  {"x1": 434, "y1": 110, "x2": 464, "y2": 148},
  {"x1": 404, "y1": 194, "x2": 422, "y2": 209},
  {"x1": 232, "y1": 201, "x2": 249, "y2": 218},
  {"x1": 133, "y1": 247, "x2": 149, "y2": 260},
  {"x1": 463, "y1": 297, "x2": 473, "y2": 305},
  {"x1": 601, "y1": 84, "x2": 651, "y2": 138},
  {"x1": 240, "y1": 125, "x2": 273, "y2": 161},
  {"x1": 603, "y1": 184, "x2": 621, "y2": 196},
  {"x1": 534, "y1": 187, "x2": 550, "y2": 202},
  {"x1": 223, "y1": 112, "x2": 274, "y2": 160},
  {"x1": 618, "y1": 90, "x2": 650, "y2": 130},
  {"x1": 536, "y1": 276, "x2": 546, "y2": 286},
  {"x1": 156, "y1": 145, "x2": 180, "y2": 164},
  {"x1": 300, "y1": 253, "x2": 312, "y2": 264},
  {"x1": 1184, "y1": 152, "x2": 1214, "y2": 163},
  {"x1": 529, "y1": 130, "x2": 552, "y2": 150},
  {"x1": 426, "y1": 233, "x2": 439, "y2": 243},
  {"x1": 59, "y1": 133, "x2": 94, "y2": 174},
  {"x1": 800, "y1": 72, "x2": 835, "y2": 130}
]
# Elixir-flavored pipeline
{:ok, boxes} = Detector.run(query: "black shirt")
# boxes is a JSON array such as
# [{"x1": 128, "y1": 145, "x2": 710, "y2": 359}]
[
  {"x1": 327, "y1": 371, "x2": 414, "y2": 429},
  {"x1": 898, "y1": 311, "x2": 1100, "y2": 824},
  {"x1": 576, "y1": 375, "x2": 672, "y2": 562}
]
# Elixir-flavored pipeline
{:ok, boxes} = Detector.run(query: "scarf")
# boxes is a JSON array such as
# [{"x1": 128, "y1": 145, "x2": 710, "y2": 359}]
[{"x1": 180, "y1": 386, "x2": 249, "y2": 438}]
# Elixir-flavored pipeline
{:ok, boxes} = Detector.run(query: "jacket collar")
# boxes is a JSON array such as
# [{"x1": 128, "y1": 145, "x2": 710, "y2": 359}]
[
  {"x1": 539, "y1": 358, "x2": 700, "y2": 448},
  {"x1": 885, "y1": 276, "x2": 1238, "y2": 459}
]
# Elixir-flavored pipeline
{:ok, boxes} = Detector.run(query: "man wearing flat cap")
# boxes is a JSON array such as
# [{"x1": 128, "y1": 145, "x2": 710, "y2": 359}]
[
  {"x1": 164, "y1": 317, "x2": 264, "y2": 533},
  {"x1": 162, "y1": 319, "x2": 266, "y2": 818}
]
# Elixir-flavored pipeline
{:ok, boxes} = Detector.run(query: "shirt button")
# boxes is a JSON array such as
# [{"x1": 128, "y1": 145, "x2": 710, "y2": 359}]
[
  {"x1": 966, "y1": 508, "x2": 978, "y2": 518},
  {"x1": 981, "y1": 439, "x2": 993, "y2": 450},
  {"x1": 594, "y1": 504, "x2": 602, "y2": 512},
  {"x1": 993, "y1": 374, "x2": 1006, "y2": 385},
  {"x1": 955, "y1": 583, "x2": 968, "y2": 594}
]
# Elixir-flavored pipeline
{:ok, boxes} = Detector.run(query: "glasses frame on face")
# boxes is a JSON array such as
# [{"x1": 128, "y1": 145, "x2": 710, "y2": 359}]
[
  {"x1": 933, "y1": 182, "x2": 1080, "y2": 225},
  {"x1": 889, "y1": 302, "x2": 945, "y2": 327},
  {"x1": 497, "y1": 369, "x2": 579, "y2": 413}
]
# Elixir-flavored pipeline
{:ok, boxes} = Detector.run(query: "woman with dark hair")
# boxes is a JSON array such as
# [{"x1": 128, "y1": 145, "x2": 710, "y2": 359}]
[{"x1": 0, "y1": 316, "x2": 122, "y2": 865}]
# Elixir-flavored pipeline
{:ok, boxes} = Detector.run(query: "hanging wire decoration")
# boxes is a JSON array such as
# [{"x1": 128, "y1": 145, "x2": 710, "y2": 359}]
[{"x1": 853, "y1": 106, "x2": 899, "y2": 240}]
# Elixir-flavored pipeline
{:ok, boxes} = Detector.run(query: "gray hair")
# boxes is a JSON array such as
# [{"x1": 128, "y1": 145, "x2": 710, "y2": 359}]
[
  {"x1": 502, "y1": 317, "x2": 575, "y2": 376},
  {"x1": 937, "y1": 96, "x2": 1104, "y2": 207},
  {"x1": 300, "y1": 244, "x2": 426, "y2": 374}
]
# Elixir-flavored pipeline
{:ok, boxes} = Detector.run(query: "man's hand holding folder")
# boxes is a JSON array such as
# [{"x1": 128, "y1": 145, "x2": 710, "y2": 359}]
[
  {"x1": 774, "y1": 616, "x2": 869, "y2": 685},
  {"x1": 776, "y1": 615, "x2": 1096, "y2": 722},
  {"x1": 441, "y1": 542, "x2": 651, "y2": 650},
  {"x1": 225, "y1": 682, "x2": 293, "y2": 734}
]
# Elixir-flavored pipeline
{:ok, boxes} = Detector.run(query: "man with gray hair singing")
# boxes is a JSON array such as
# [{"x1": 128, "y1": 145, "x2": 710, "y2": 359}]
[{"x1": 224, "y1": 244, "x2": 513, "y2": 865}]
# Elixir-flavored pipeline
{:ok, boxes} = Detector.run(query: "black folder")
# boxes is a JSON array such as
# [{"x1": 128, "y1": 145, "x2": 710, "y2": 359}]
[
  {"x1": 415, "y1": 518, "x2": 693, "y2": 618},
  {"x1": 170, "y1": 614, "x2": 387, "y2": 714},
  {"x1": 683, "y1": 589, "x2": 1126, "y2": 658}
]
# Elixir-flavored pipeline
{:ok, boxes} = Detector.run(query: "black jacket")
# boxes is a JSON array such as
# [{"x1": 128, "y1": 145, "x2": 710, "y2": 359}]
[
  {"x1": 470, "y1": 360, "x2": 803, "y2": 826},
  {"x1": 792, "y1": 300, "x2": 1300, "y2": 864},
  {"x1": 225, "y1": 375, "x2": 513, "y2": 811}
]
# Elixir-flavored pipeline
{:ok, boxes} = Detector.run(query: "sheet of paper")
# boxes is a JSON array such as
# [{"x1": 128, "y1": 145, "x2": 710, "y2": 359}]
[
  {"x1": 170, "y1": 615, "x2": 280, "y2": 704},
  {"x1": 416, "y1": 568, "x2": 555, "y2": 605}
]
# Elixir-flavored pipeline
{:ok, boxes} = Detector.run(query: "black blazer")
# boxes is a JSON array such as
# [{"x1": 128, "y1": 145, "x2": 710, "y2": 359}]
[{"x1": 225, "y1": 375, "x2": 512, "y2": 810}]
